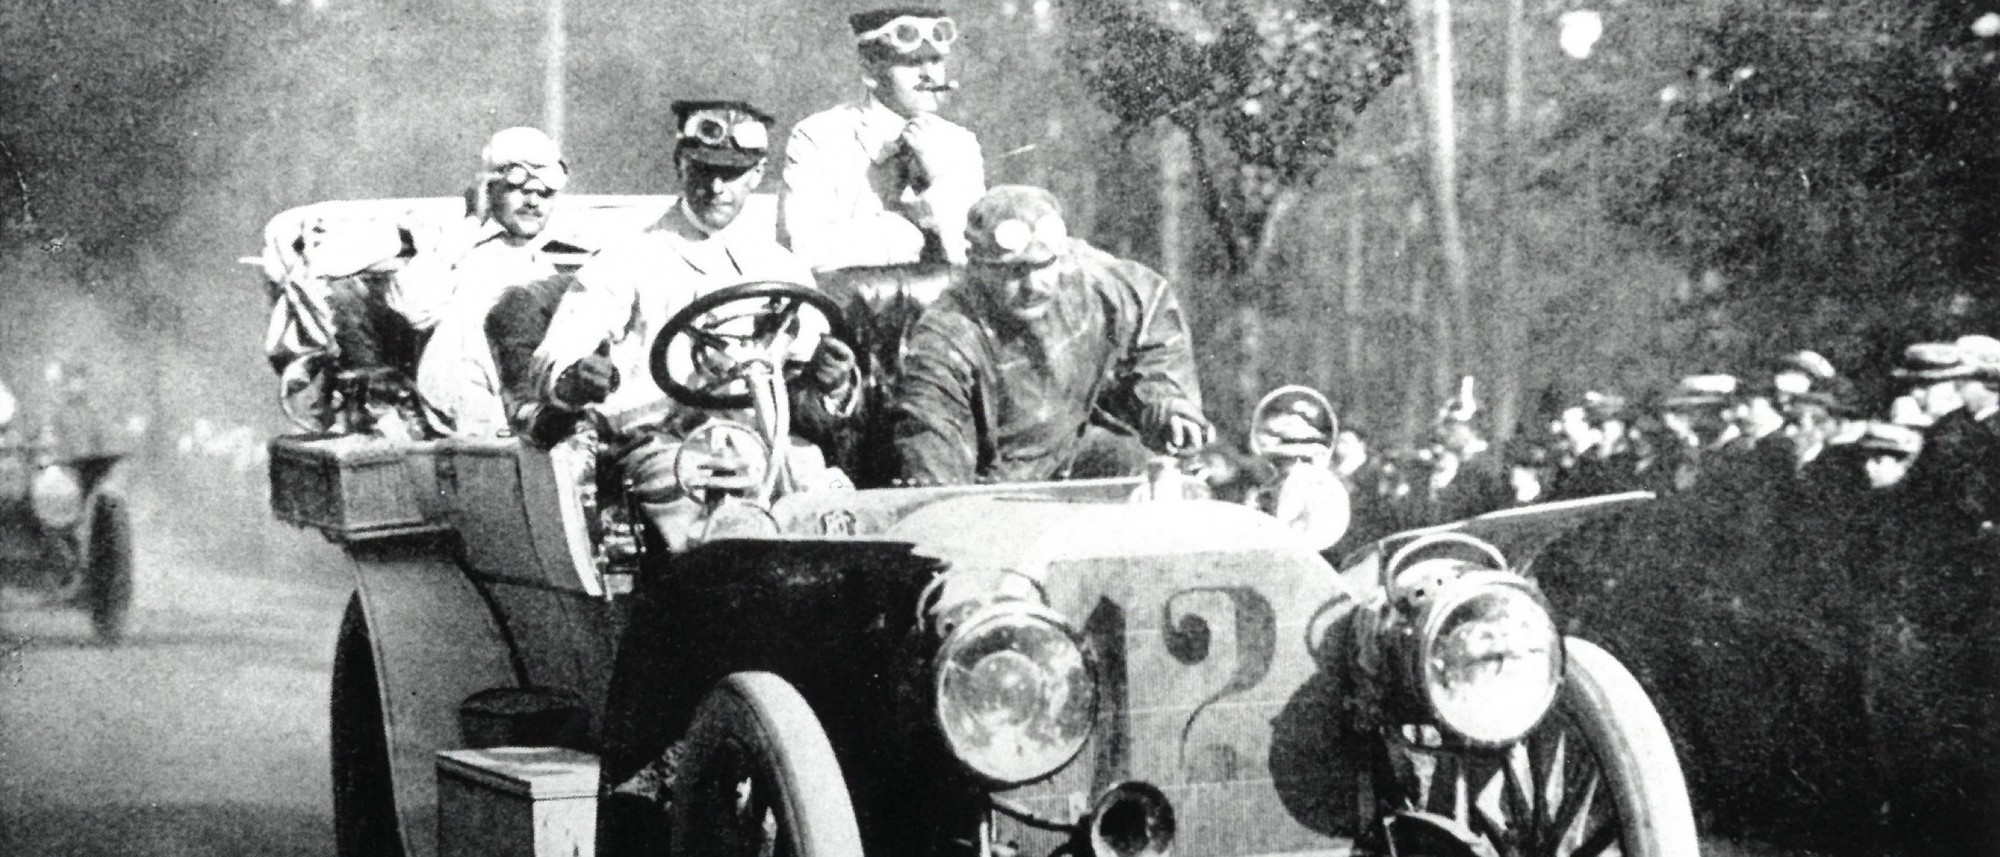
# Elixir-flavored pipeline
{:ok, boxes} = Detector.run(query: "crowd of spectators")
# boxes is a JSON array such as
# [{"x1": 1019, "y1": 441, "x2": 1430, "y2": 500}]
[
  {"x1": 1238, "y1": 337, "x2": 2000, "y2": 556},
  {"x1": 1219, "y1": 337, "x2": 1999, "y2": 853}
]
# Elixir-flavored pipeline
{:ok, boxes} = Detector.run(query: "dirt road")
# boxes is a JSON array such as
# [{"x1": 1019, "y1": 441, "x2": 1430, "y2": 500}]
[
  {"x1": 0, "y1": 512, "x2": 348, "y2": 857},
  {"x1": 0, "y1": 483, "x2": 1808, "y2": 857}
]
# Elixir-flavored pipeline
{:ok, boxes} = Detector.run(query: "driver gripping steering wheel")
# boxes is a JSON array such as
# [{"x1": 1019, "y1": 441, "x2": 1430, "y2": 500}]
[{"x1": 527, "y1": 100, "x2": 861, "y2": 530}]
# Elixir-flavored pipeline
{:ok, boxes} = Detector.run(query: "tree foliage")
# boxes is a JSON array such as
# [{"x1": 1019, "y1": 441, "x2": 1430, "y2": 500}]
[
  {"x1": 1620, "y1": 0, "x2": 2000, "y2": 375},
  {"x1": 1061, "y1": 0, "x2": 1411, "y2": 273}
]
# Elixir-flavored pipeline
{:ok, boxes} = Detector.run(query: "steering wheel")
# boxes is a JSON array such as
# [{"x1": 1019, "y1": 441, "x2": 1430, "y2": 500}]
[{"x1": 648, "y1": 281, "x2": 855, "y2": 410}]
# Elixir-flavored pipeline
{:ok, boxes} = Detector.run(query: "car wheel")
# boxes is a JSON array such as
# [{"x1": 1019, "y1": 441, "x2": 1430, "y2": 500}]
[
  {"x1": 1381, "y1": 638, "x2": 1699, "y2": 857},
  {"x1": 332, "y1": 594, "x2": 406, "y2": 857},
  {"x1": 670, "y1": 672, "x2": 863, "y2": 857},
  {"x1": 85, "y1": 495, "x2": 134, "y2": 643}
]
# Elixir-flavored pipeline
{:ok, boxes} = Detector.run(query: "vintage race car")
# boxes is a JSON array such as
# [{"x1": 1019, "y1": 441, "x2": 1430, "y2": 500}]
[
  {"x1": 263, "y1": 195, "x2": 1696, "y2": 857},
  {"x1": 0, "y1": 389, "x2": 134, "y2": 642}
]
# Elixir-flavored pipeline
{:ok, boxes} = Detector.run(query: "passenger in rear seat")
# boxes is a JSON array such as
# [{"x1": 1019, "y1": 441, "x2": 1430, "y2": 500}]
[
  {"x1": 406, "y1": 127, "x2": 587, "y2": 437},
  {"x1": 779, "y1": 6, "x2": 985, "y2": 271},
  {"x1": 305, "y1": 127, "x2": 582, "y2": 438}
]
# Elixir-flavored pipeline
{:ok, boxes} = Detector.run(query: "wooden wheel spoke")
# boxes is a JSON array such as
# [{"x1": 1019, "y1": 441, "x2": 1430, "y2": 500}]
[
  {"x1": 1470, "y1": 801, "x2": 1513, "y2": 851},
  {"x1": 1499, "y1": 745, "x2": 1536, "y2": 844},
  {"x1": 1568, "y1": 819, "x2": 1619, "y2": 857},
  {"x1": 1548, "y1": 764, "x2": 1602, "y2": 853},
  {"x1": 1420, "y1": 751, "x2": 1462, "y2": 818}
]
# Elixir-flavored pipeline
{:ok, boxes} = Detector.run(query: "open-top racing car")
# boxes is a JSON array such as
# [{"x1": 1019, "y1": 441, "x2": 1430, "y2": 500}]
[{"x1": 261, "y1": 194, "x2": 1695, "y2": 857}]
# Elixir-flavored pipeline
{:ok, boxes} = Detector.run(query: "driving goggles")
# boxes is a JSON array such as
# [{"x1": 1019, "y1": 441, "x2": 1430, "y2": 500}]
[
  {"x1": 680, "y1": 111, "x2": 770, "y2": 150},
  {"x1": 495, "y1": 162, "x2": 568, "y2": 193},
  {"x1": 855, "y1": 15, "x2": 958, "y2": 53}
]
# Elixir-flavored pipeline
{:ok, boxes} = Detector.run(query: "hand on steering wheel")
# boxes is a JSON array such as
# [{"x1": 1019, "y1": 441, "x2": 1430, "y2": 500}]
[{"x1": 647, "y1": 281, "x2": 855, "y2": 410}]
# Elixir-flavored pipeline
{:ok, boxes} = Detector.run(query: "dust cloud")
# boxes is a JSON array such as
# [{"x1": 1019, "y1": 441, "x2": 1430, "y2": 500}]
[{"x1": 2, "y1": 0, "x2": 1107, "y2": 561}]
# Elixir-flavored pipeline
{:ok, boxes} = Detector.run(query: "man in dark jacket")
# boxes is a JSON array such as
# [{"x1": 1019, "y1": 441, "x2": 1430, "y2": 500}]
[{"x1": 891, "y1": 185, "x2": 1211, "y2": 484}]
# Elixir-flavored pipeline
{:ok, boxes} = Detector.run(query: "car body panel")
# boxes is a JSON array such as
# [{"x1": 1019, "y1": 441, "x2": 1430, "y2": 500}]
[
  {"x1": 343, "y1": 541, "x2": 521, "y2": 857},
  {"x1": 891, "y1": 498, "x2": 1369, "y2": 854}
]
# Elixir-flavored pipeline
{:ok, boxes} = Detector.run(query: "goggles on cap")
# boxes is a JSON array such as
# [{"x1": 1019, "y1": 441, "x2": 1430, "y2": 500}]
[
  {"x1": 680, "y1": 111, "x2": 770, "y2": 151},
  {"x1": 970, "y1": 213, "x2": 1066, "y2": 268},
  {"x1": 495, "y1": 163, "x2": 563, "y2": 197},
  {"x1": 855, "y1": 15, "x2": 958, "y2": 53}
]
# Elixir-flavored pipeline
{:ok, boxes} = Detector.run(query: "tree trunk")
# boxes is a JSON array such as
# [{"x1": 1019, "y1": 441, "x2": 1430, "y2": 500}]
[
  {"x1": 1409, "y1": 0, "x2": 1471, "y2": 413},
  {"x1": 1336, "y1": 186, "x2": 1367, "y2": 407},
  {"x1": 1157, "y1": 120, "x2": 1192, "y2": 288},
  {"x1": 1492, "y1": 0, "x2": 1526, "y2": 439}
]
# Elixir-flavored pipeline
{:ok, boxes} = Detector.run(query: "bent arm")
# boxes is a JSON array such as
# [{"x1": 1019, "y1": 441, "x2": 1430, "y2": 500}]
[
  {"x1": 1099, "y1": 259, "x2": 1205, "y2": 425},
  {"x1": 532, "y1": 258, "x2": 637, "y2": 404},
  {"x1": 891, "y1": 321, "x2": 982, "y2": 485},
  {"x1": 778, "y1": 124, "x2": 928, "y2": 271}
]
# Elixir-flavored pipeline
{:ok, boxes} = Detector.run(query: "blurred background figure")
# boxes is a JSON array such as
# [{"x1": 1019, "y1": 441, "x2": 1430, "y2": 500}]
[
  {"x1": 1858, "y1": 421, "x2": 1924, "y2": 492},
  {"x1": 1245, "y1": 385, "x2": 1349, "y2": 551}
]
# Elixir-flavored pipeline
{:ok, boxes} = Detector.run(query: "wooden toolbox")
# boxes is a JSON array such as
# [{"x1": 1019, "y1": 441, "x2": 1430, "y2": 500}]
[{"x1": 267, "y1": 434, "x2": 446, "y2": 540}]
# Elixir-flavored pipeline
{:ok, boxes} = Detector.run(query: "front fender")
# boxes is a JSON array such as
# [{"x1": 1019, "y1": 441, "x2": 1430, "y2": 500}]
[
  {"x1": 1342, "y1": 491, "x2": 1656, "y2": 580},
  {"x1": 338, "y1": 541, "x2": 521, "y2": 857}
]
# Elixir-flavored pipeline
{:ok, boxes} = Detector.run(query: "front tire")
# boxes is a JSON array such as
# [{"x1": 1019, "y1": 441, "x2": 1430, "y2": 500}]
[
  {"x1": 85, "y1": 495, "x2": 134, "y2": 643},
  {"x1": 670, "y1": 672, "x2": 864, "y2": 857},
  {"x1": 1379, "y1": 637, "x2": 1699, "y2": 857}
]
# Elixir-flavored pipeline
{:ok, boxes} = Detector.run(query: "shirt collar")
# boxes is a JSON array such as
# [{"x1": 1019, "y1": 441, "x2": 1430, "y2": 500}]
[{"x1": 857, "y1": 94, "x2": 911, "y2": 160}]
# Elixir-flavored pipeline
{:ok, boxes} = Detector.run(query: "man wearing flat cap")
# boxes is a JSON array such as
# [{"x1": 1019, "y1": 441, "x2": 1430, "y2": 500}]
[
  {"x1": 780, "y1": 6, "x2": 985, "y2": 271},
  {"x1": 891, "y1": 185, "x2": 1210, "y2": 484},
  {"x1": 530, "y1": 101, "x2": 858, "y2": 494}
]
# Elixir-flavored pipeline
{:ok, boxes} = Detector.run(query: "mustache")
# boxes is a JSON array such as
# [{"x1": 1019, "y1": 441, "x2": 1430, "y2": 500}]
[{"x1": 918, "y1": 80, "x2": 960, "y2": 93}]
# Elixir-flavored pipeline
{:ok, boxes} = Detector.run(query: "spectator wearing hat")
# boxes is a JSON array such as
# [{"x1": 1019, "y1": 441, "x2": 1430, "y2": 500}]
[
  {"x1": 780, "y1": 6, "x2": 985, "y2": 271},
  {"x1": 1857, "y1": 421, "x2": 1925, "y2": 491},
  {"x1": 1887, "y1": 341, "x2": 1969, "y2": 428},
  {"x1": 891, "y1": 185, "x2": 1208, "y2": 484},
  {"x1": 1885, "y1": 340, "x2": 1986, "y2": 530},
  {"x1": 1429, "y1": 416, "x2": 1512, "y2": 523},
  {"x1": 529, "y1": 101, "x2": 858, "y2": 494},
  {"x1": 1549, "y1": 390, "x2": 1638, "y2": 499},
  {"x1": 1908, "y1": 334, "x2": 2000, "y2": 527}
]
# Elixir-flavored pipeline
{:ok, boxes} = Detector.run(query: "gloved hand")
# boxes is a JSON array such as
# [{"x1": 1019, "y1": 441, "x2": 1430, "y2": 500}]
[
  {"x1": 553, "y1": 354, "x2": 619, "y2": 407},
  {"x1": 1142, "y1": 398, "x2": 1215, "y2": 454},
  {"x1": 806, "y1": 337, "x2": 858, "y2": 396}
]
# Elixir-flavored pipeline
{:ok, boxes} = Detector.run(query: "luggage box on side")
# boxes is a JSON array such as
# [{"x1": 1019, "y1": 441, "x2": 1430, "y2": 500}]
[{"x1": 268, "y1": 434, "x2": 446, "y2": 540}]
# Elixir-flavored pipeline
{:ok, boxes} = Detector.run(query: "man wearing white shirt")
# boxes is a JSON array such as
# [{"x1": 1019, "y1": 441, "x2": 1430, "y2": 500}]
[
  {"x1": 302, "y1": 126, "x2": 577, "y2": 437},
  {"x1": 779, "y1": 6, "x2": 985, "y2": 271},
  {"x1": 407, "y1": 127, "x2": 580, "y2": 435},
  {"x1": 531, "y1": 100, "x2": 857, "y2": 498}
]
